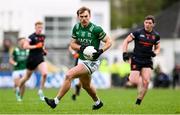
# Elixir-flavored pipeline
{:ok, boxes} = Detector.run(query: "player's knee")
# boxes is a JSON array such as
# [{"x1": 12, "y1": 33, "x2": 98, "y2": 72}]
[
  {"x1": 65, "y1": 72, "x2": 73, "y2": 81},
  {"x1": 128, "y1": 77, "x2": 132, "y2": 82},
  {"x1": 14, "y1": 79, "x2": 19, "y2": 86},
  {"x1": 82, "y1": 84, "x2": 90, "y2": 90},
  {"x1": 143, "y1": 80, "x2": 149, "y2": 88},
  {"x1": 24, "y1": 76, "x2": 31, "y2": 81},
  {"x1": 129, "y1": 77, "x2": 138, "y2": 85},
  {"x1": 42, "y1": 73, "x2": 47, "y2": 79}
]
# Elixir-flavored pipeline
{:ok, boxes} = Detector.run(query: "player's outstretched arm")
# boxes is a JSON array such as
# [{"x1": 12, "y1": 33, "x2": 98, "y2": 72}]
[
  {"x1": 68, "y1": 45, "x2": 79, "y2": 59},
  {"x1": 101, "y1": 35, "x2": 112, "y2": 52},
  {"x1": 22, "y1": 39, "x2": 43, "y2": 49},
  {"x1": 70, "y1": 39, "x2": 83, "y2": 51},
  {"x1": 122, "y1": 34, "x2": 133, "y2": 53},
  {"x1": 92, "y1": 35, "x2": 111, "y2": 60},
  {"x1": 9, "y1": 52, "x2": 18, "y2": 66},
  {"x1": 122, "y1": 34, "x2": 134, "y2": 61},
  {"x1": 153, "y1": 43, "x2": 160, "y2": 55}
]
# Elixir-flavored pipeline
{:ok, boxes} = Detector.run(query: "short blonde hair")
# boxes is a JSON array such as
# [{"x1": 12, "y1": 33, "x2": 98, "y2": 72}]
[{"x1": 35, "y1": 21, "x2": 43, "y2": 26}]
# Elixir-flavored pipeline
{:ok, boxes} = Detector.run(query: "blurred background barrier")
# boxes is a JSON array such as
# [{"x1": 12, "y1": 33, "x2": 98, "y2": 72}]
[
  {"x1": 0, "y1": 70, "x2": 111, "y2": 89},
  {"x1": 0, "y1": 71, "x2": 36, "y2": 88}
]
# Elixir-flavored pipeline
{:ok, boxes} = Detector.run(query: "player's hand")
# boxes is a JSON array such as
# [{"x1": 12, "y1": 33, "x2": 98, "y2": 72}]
[
  {"x1": 123, "y1": 52, "x2": 129, "y2": 61},
  {"x1": 80, "y1": 45, "x2": 87, "y2": 52},
  {"x1": 73, "y1": 52, "x2": 79, "y2": 59},
  {"x1": 35, "y1": 42, "x2": 43, "y2": 48},
  {"x1": 43, "y1": 49, "x2": 48, "y2": 55},
  {"x1": 150, "y1": 51, "x2": 156, "y2": 57},
  {"x1": 92, "y1": 49, "x2": 103, "y2": 60},
  {"x1": 14, "y1": 62, "x2": 18, "y2": 66}
]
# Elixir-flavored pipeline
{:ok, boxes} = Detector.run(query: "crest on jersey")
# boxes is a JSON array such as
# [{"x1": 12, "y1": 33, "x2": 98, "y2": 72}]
[
  {"x1": 140, "y1": 34, "x2": 145, "y2": 38},
  {"x1": 151, "y1": 35, "x2": 155, "y2": 40}
]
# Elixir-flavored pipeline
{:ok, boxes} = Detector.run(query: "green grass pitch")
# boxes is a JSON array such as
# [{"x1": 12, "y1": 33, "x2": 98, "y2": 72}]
[{"x1": 0, "y1": 88, "x2": 180, "y2": 114}]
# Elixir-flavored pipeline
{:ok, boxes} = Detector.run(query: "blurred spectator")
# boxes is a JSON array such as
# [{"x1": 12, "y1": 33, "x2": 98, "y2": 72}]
[
  {"x1": 0, "y1": 38, "x2": 13, "y2": 71},
  {"x1": 110, "y1": 57, "x2": 130, "y2": 87},
  {"x1": 3, "y1": 38, "x2": 13, "y2": 52},
  {"x1": 110, "y1": 57, "x2": 121, "y2": 86},
  {"x1": 153, "y1": 65, "x2": 170, "y2": 88},
  {"x1": 172, "y1": 64, "x2": 180, "y2": 89},
  {"x1": 99, "y1": 58, "x2": 110, "y2": 74},
  {"x1": 118, "y1": 61, "x2": 130, "y2": 86}
]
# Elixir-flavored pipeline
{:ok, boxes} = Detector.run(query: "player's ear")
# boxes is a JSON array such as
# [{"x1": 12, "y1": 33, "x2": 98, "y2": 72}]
[{"x1": 76, "y1": 15, "x2": 79, "y2": 19}]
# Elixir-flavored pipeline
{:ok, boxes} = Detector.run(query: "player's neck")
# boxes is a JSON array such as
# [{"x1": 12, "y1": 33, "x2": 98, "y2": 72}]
[
  {"x1": 35, "y1": 32, "x2": 42, "y2": 35},
  {"x1": 144, "y1": 28, "x2": 153, "y2": 33},
  {"x1": 81, "y1": 22, "x2": 90, "y2": 28}
]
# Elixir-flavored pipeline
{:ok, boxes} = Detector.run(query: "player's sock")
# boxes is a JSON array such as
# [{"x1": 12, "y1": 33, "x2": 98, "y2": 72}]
[
  {"x1": 16, "y1": 87, "x2": 20, "y2": 95},
  {"x1": 72, "y1": 94, "x2": 76, "y2": 101},
  {"x1": 95, "y1": 99, "x2": 101, "y2": 105},
  {"x1": 75, "y1": 85, "x2": 80, "y2": 96},
  {"x1": 15, "y1": 87, "x2": 22, "y2": 101},
  {"x1": 38, "y1": 89, "x2": 45, "y2": 101},
  {"x1": 54, "y1": 97, "x2": 60, "y2": 104},
  {"x1": 135, "y1": 98, "x2": 142, "y2": 105},
  {"x1": 92, "y1": 99, "x2": 103, "y2": 110},
  {"x1": 16, "y1": 87, "x2": 20, "y2": 93},
  {"x1": 38, "y1": 89, "x2": 43, "y2": 94}
]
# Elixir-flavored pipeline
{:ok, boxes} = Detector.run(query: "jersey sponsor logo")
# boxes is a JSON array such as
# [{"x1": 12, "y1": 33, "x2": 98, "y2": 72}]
[
  {"x1": 78, "y1": 38, "x2": 92, "y2": 45},
  {"x1": 139, "y1": 41, "x2": 153, "y2": 46}
]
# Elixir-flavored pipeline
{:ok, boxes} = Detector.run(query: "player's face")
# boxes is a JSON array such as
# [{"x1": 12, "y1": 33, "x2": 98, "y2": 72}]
[
  {"x1": 78, "y1": 10, "x2": 91, "y2": 27},
  {"x1": 144, "y1": 19, "x2": 154, "y2": 32},
  {"x1": 35, "y1": 24, "x2": 43, "y2": 34},
  {"x1": 18, "y1": 39, "x2": 25, "y2": 48}
]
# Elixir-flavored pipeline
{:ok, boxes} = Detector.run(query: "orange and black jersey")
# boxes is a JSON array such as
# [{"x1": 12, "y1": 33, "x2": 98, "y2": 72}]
[
  {"x1": 28, "y1": 33, "x2": 45, "y2": 56},
  {"x1": 130, "y1": 28, "x2": 160, "y2": 58},
  {"x1": 26, "y1": 33, "x2": 45, "y2": 70}
]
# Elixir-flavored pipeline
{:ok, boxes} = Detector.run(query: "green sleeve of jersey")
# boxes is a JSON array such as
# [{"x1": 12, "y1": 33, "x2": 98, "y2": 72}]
[
  {"x1": 94, "y1": 26, "x2": 106, "y2": 40},
  {"x1": 72, "y1": 23, "x2": 79, "y2": 39}
]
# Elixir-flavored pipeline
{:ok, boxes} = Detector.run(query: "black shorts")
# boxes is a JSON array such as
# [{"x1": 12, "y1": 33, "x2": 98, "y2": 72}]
[
  {"x1": 131, "y1": 56, "x2": 153, "y2": 71},
  {"x1": 26, "y1": 54, "x2": 44, "y2": 70}
]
